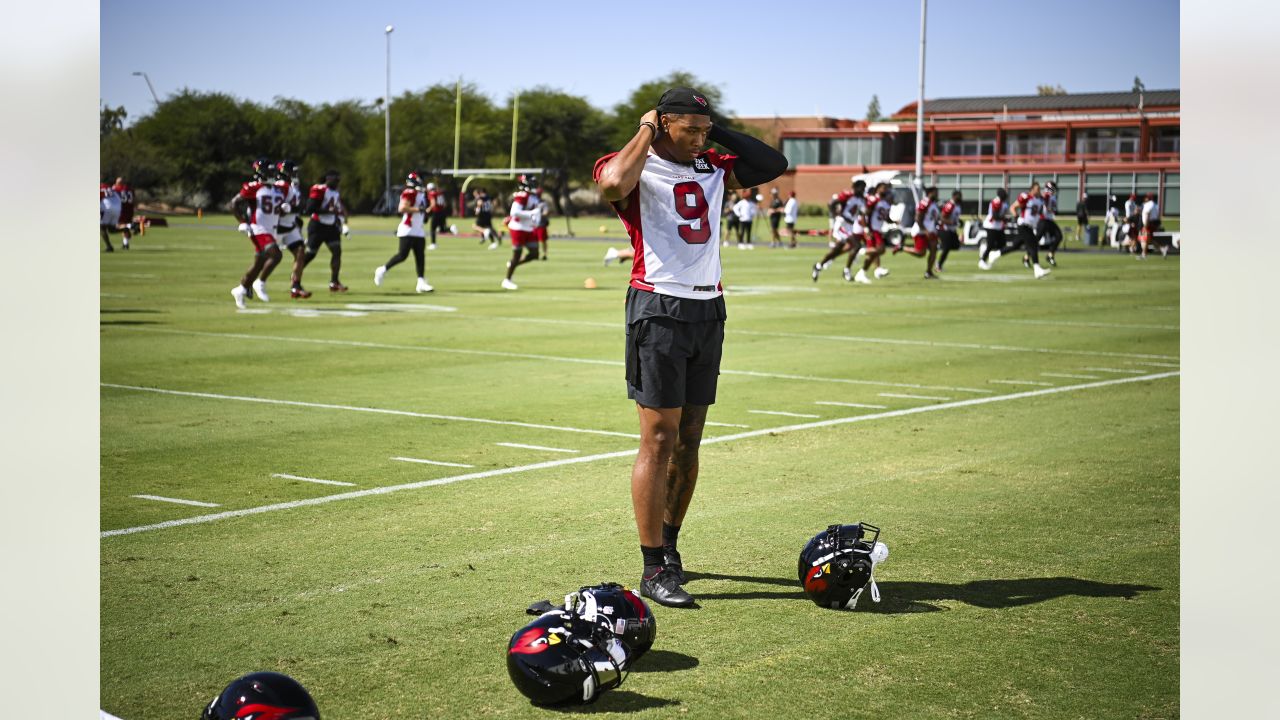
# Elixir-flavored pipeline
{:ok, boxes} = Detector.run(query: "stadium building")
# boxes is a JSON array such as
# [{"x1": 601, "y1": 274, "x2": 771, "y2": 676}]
[{"x1": 741, "y1": 89, "x2": 1179, "y2": 217}]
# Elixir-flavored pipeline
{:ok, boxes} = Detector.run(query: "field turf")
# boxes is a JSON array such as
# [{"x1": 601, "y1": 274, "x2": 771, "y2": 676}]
[{"x1": 101, "y1": 215, "x2": 1179, "y2": 719}]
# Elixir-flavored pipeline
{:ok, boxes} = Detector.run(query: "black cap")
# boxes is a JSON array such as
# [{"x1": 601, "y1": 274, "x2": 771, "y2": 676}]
[{"x1": 656, "y1": 87, "x2": 712, "y2": 116}]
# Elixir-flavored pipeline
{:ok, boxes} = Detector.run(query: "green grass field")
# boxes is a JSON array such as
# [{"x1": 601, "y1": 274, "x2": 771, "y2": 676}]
[{"x1": 101, "y1": 215, "x2": 1179, "y2": 719}]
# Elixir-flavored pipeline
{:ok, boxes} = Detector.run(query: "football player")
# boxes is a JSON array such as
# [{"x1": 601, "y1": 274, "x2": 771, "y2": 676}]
[
  {"x1": 1010, "y1": 181, "x2": 1051, "y2": 278},
  {"x1": 374, "y1": 170, "x2": 433, "y2": 292},
  {"x1": 100, "y1": 180, "x2": 121, "y2": 252},
  {"x1": 903, "y1": 185, "x2": 941, "y2": 279},
  {"x1": 112, "y1": 177, "x2": 135, "y2": 250},
  {"x1": 501, "y1": 175, "x2": 543, "y2": 290},
  {"x1": 534, "y1": 185, "x2": 551, "y2": 260},
  {"x1": 810, "y1": 179, "x2": 866, "y2": 282},
  {"x1": 472, "y1": 187, "x2": 500, "y2": 248},
  {"x1": 935, "y1": 190, "x2": 963, "y2": 272},
  {"x1": 854, "y1": 182, "x2": 894, "y2": 282},
  {"x1": 1139, "y1": 192, "x2": 1161, "y2": 259},
  {"x1": 303, "y1": 169, "x2": 351, "y2": 292},
  {"x1": 979, "y1": 189, "x2": 1009, "y2": 270},
  {"x1": 594, "y1": 86, "x2": 787, "y2": 608},
  {"x1": 426, "y1": 182, "x2": 448, "y2": 249},
  {"x1": 1039, "y1": 180, "x2": 1062, "y2": 267},
  {"x1": 258, "y1": 160, "x2": 311, "y2": 298},
  {"x1": 229, "y1": 158, "x2": 285, "y2": 309}
]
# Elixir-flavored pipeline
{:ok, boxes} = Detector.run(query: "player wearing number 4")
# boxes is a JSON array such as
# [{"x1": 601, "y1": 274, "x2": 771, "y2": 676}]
[
  {"x1": 594, "y1": 87, "x2": 786, "y2": 608},
  {"x1": 374, "y1": 170, "x2": 434, "y2": 293}
]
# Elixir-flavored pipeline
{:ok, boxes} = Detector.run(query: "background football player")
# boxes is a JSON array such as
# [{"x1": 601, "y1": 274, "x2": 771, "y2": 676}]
[
  {"x1": 303, "y1": 169, "x2": 351, "y2": 292},
  {"x1": 229, "y1": 157, "x2": 284, "y2": 309},
  {"x1": 1011, "y1": 181, "x2": 1051, "y2": 278},
  {"x1": 935, "y1": 190, "x2": 963, "y2": 272},
  {"x1": 260, "y1": 160, "x2": 311, "y2": 298},
  {"x1": 810, "y1": 178, "x2": 866, "y2": 282},
  {"x1": 374, "y1": 170, "x2": 434, "y2": 292},
  {"x1": 100, "y1": 179, "x2": 121, "y2": 252},
  {"x1": 501, "y1": 175, "x2": 543, "y2": 290},
  {"x1": 112, "y1": 177, "x2": 134, "y2": 250}
]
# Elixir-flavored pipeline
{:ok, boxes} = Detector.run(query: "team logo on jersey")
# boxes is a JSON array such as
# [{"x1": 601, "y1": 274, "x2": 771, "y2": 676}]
[{"x1": 693, "y1": 156, "x2": 713, "y2": 173}]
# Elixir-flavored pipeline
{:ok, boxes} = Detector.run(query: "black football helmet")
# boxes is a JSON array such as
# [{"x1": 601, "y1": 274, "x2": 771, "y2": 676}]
[
  {"x1": 564, "y1": 582, "x2": 656, "y2": 663},
  {"x1": 201, "y1": 671, "x2": 319, "y2": 720},
  {"x1": 507, "y1": 609, "x2": 630, "y2": 706},
  {"x1": 406, "y1": 170, "x2": 425, "y2": 189},
  {"x1": 251, "y1": 157, "x2": 273, "y2": 181},
  {"x1": 517, "y1": 173, "x2": 538, "y2": 191},
  {"x1": 274, "y1": 159, "x2": 298, "y2": 181},
  {"x1": 797, "y1": 523, "x2": 888, "y2": 610}
]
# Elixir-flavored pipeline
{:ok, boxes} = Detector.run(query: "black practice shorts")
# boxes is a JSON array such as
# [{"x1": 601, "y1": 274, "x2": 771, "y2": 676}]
[
  {"x1": 769, "y1": 213, "x2": 783, "y2": 229},
  {"x1": 626, "y1": 316, "x2": 724, "y2": 409},
  {"x1": 430, "y1": 212, "x2": 448, "y2": 231},
  {"x1": 939, "y1": 229, "x2": 961, "y2": 251},
  {"x1": 306, "y1": 221, "x2": 342, "y2": 252},
  {"x1": 476, "y1": 213, "x2": 493, "y2": 228}
]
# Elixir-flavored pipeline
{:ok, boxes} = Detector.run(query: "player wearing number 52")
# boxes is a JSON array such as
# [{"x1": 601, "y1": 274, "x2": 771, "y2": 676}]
[{"x1": 592, "y1": 87, "x2": 786, "y2": 608}]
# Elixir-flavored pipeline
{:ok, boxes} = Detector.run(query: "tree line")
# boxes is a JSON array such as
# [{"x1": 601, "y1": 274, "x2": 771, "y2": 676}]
[{"x1": 100, "y1": 71, "x2": 741, "y2": 215}]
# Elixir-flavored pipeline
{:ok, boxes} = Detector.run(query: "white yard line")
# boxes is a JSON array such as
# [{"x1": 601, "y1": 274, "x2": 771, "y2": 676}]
[
  {"x1": 748, "y1": 409, "x2": 821, "y2": 418},
  {"x1": 100, "y1": 383, "x2": 638, "y2": 439},
  {"x1": 734, "y1": 328, "x2": 1177, "y2": 361},
  {"x1": 391, "y1": 457, "x2": 475, "y2": 468},
  {"x1": 1127, "y1": 360, "x2": 1181, "y2": 368},
  {"x1": 879, "y1": 393, "x2": 952, "y2": 401},
  {"x1": 131, "y1": 494, "x2": 220, "y2": 508},
  {"x1": 759, "y1": 305, "x2": 1179, "y2": 331},
  {"x1": 101, "y1": 371, "x2": 1179, "y2": 538},
  {"x1": 1083, "y1": 367, "x2": 1149, "y2": 374},
  {"x1": 989, "y1": 379, "x2": 1056, "y2": 387},
  {"x1": 271, "y1": 473, "x2": 356, "y2": 487},
  {"x1": 1041, "y1": 372, "x2": 1101, "y2": 380},
  {"x1": 815, "y1": 401, "x2": 888, "y2": 409},
  {"x1": 705, "y1": 421, "x2": 750, "y2": 428},
  {"x1": 112, "y1": 327, "x2": 996, "y2": 394},
  {"x1": 495, "y1": 442, "x2": 579, "y2": 454}
]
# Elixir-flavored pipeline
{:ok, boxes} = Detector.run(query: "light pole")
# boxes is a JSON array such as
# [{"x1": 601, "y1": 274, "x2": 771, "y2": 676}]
[
  {"x1": 384, "y1": 24, "x2": 394, "y2": 213},
  {"x1": 131, "y1": 71, "x2": 159, "y2": 106},
  {"x1": 914, "y1": 0, "x2": 927, "y2": 188}
]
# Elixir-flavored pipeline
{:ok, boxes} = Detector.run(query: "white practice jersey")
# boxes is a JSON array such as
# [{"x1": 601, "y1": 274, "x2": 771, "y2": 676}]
[
  {"x1": 239, "y1": 180, "x2": 284, "y2": 236},
  {"x1": 732, "y1": 198, "x2": 757, "y2": 222},
  {"x1": 869, "y1": 194, "x2": 892, "y2": 232},
  {"x1": 838, "y1": 193, "x2": 867, "y2": 236},
  {"x1": 917, "y1": 198, "x2": 941, "y2": 233},
  {"x1": 594, "y1": 148, "x2": 737, "y2": 300},
  {"x1": 1142, "y1": 200, "x2": 1160, "y2": 223},
  {"x1": 984, "y1": 197, "x2": 1006, "y2": 230},
  {"x1": 275, "y1": 181, "x2": 301, "y2": 233},
  {"x1": 783, "y1": 197, "x2": 799, "y2": 224},
  {"x1": 397, "y1": 187, "x2": 428, "y2": 237},
  {"x1": 507, "y1": 191, "x2": 541, "y2": 232},
  {"x1": 1042, "y1": 190, "x2": 1058, "y2": 220},
  {"x1": 1017, "y1": 192, "x2": 1044, "y2": 227},
  {"x1": 308, "y1": 184, "x2": 344, "y2": 225}
]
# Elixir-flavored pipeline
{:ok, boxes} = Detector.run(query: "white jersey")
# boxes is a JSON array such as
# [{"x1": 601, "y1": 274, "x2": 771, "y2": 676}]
[
  {"x1": 397, "y1": 187, "x2": 428, "y2": 237},
  {"x1": 507, "y1": 191, "x2": 541, "y2": 232},
  {"x1": 868, "y1": 194, "x2": 892, "y2": 232},
  {"x1": 1142, "y1": 200, "x2": 1160, "y2": 224},
  {"x1": 783, "y1": 197, "x2": 799, "y2": 224},
  {"x1": 100, "y1": 184, "x2": 121, "y2": 224},
  {"x1": 1125, "y1": 198, "x2": 1139, "y2": 217},
  {"x1": 239, "y1": 180, "x2": 283, "y2": 236},
  {"x1": 308, "y1": 184, "x2": 344, "y2": 225},
  {"x1": 984, "y1": 197, "x2": 1006, "y2": 231},
  {"x1": 594, "y1": 148, "x2": 736, "y2": 300},
  {"x1": 732, "y1": 198, "x2": 757, "y2": 222},
  {"x1": 836, "y1": 193, "x2": 867, "y2": 236},
  {"x1": 275, "y1": 181, "x2": 302, "y2": 232},
  {"x1": 1016, "y1": 192, "x2": 1043, "y2": 227},
  {"x1": 1042, "y1": 190, "x2": 1057, "y2": 220},
  {"x1": 917, "y1": 198, "x2": 941, "y2": 233}
]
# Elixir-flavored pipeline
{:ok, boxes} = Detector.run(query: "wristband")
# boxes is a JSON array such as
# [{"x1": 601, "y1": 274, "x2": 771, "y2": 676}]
[{"x1": 638, "y1": 121, "x2": 657, "y2": 140}]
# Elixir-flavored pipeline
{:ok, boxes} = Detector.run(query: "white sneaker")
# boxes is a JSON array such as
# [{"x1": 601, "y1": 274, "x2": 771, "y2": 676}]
[
  {"x1": 251, "y1": 279, "x2": 269, "y2": 302},
  {"x1": 978, "y1": 259, "x2": 991, "y2": 270},
  {"x1": 501, "y1": 278, "x2": 518, "y2": 290},
  {"x1": 374, "y1": 265, "x2": 387, "y2": 286},
  {"x1": 821, "y1": 261, "x2": 832, "y2": 270},
  {"x1": 231, "y1": 285, "x2": 248, "y2": 309},
  {"x1": 874, "y1": 267, "x2": 890, "y2": 279},
  {"x1": 747, "y1": 244, "x2": 755, "y2": 250},
  {"x1": 488, "y1": 242, "x2": 498, "y2": 250},
  {"x1": 604, "y1": 247, "x2": 620, "y2": 266},
  {"x1": 1033, "y1": 265, "x2": 1051, "y2": 279},
  {"x1": 854, "y1": 269, "x2": 872, "y2": 284},
  {"x1": 416, "y1": 277, "x2": 434, "y2": 293},
  {"x1": 428, "y1": 243, "x2": 437, "y2": 251},
  {"x1": 737, "y1": 244, "x2": 745, "y2": 250},
  {"x1": 989, "y1": 249, "x2": 1003, "y2": 264},
  {"x1": 842, "y1": 267, "x2": 853, "y2": 282}
]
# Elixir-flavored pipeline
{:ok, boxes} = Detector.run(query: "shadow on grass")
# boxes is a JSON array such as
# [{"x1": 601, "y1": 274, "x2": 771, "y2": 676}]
[
  {"x1": 547, "y1": 690, "x2": 680, "y2": 714},
  {"x1": 686, "y1": 571, "x2": 1159, "y2": 614},
  {"x1": 629, "y1": 649, "x2": 699, "y2": 673}
]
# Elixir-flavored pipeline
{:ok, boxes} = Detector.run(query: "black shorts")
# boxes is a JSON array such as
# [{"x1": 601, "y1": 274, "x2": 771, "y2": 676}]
[
  {"x1": 769, "y1": 214, "x2": 782, "y2": 229},
  {"x1": 626, "y1": 316, "x2": 724, "y2": 408},
  {"x1": 476, "y1": 213, "x2": 493, "y2": 228},
  {"x1": 430, "y1": 212, "x2": 448, "y2": 231},
  {"x1": 306, "y1": 221, "x2": 341, "y2": 252},
  {"x1": 939, "y1": 229, "x2": 961, "y2": 251}
]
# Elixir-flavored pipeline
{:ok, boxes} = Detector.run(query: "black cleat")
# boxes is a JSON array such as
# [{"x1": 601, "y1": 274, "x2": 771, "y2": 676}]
[
  {"x1": 811, "y1": 263, "x2": 821, "y2": 282},
  {"x1": 640, "y1": 568, "x2": 695, "y2": 608},
  {"x1": 1048, "y1": 256, "x2": 1057, "y2": 267},
  {"x1": 663, "y1": 546, "x2": 685, "y2": 584}
]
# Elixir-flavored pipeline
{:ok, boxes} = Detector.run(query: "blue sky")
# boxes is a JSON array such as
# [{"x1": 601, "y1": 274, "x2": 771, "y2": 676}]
[{"x1": 101, "y1": 0, "x2": 1179, "y2": 123}]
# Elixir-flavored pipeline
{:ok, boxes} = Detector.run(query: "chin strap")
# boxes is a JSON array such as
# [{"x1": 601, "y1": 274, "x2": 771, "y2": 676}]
[{"x1": 842, "y1": 573, "x2": 882, "y2": 610}]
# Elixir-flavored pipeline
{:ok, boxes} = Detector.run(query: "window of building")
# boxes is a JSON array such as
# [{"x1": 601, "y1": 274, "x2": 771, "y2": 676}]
[
  {"x1": 1054, "y1": 174, "x2": 1080, "y2": 214},
  {"x1": 1153, "y1": 128, "x2": 1179, "y2": 154},
  {"x1": 1075, "y1": 127, "x2": 1140, "y2": 156},
  {"x1": 936, "y1": 133, "x2": 996, "y2": 157},
  {"x1": 826, "y1": 138, "x2": 882, "y2": 166},
  {"x1": 781, "y1": 138, "x2": 821, "y2": 167},
  {"x1": 1004, "y1": 132, "x2": 1066, "y2": 157},
  {"x1": 1164, "y1": 173, "x2": 1179, "y2": 215}
]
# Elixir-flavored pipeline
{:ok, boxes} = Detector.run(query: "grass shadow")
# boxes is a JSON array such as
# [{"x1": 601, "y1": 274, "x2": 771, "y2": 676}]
[
  {"x1": 685, "y1": 571, "x2": 1159, "y2": 613},
  {"x1": 629, "y1": 649, "x2": 698, "y2": 673},
  {"x1": 548, "y1": 690, "x2": 680, "y2": 714}
]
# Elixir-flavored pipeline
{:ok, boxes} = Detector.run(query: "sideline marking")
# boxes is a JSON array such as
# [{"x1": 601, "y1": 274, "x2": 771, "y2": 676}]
[
  {"x1": 816, "y1": 401, "x2": 888, "y2": 409},
  {"x1": 748, "y1": 409, "x2": 820, "y2": 419},
  {"x1": 101, "y1": 371, "x2": 1178, "y2": 538},
  {"x1": 495, "y1": 442, "x2": 579, "y2": 454},
  {"x1": 271, "y1": 473, "x2": 356, "y2": 487},
  {"x1": 879, "y1": 393, "x2": 952, "y2": 401},
  {"x1": 101, "y1": 383, "x2": 638, "y2": 439},
  {"x1": 391, "y1": 457, "x2": 475, "y2": 468},
  {"x1": 1128, "y1": 360, "x2": 1180, "y2": 368},
  {"x1": 758, "y1": 304, "x2": 1179, "y2": 331},
  {"x1": 1041, "y1": 372, "x2": 1100, "y2": 380},
  {"x1": 131, "y1": 494, "x2": 220, "y2": 508},
  {"x1": 1084, "y1": 367, "x2": 1148, "y2": 374},
  {"x1": 113, "y1": 327, "x2": 996, "y2": 394},
  {"x1": 344, "y1": 303, "x2": 458, "y2": 313},
  {"x1": 989, "y1": 379, "x2": 1055, "y2": 387},
  {"x1": 734, "y1": 328, "x2": 1177, "y2": 361},
  {"x1": 705, "y1": 421, "x2": 749, "y2": 428}
]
